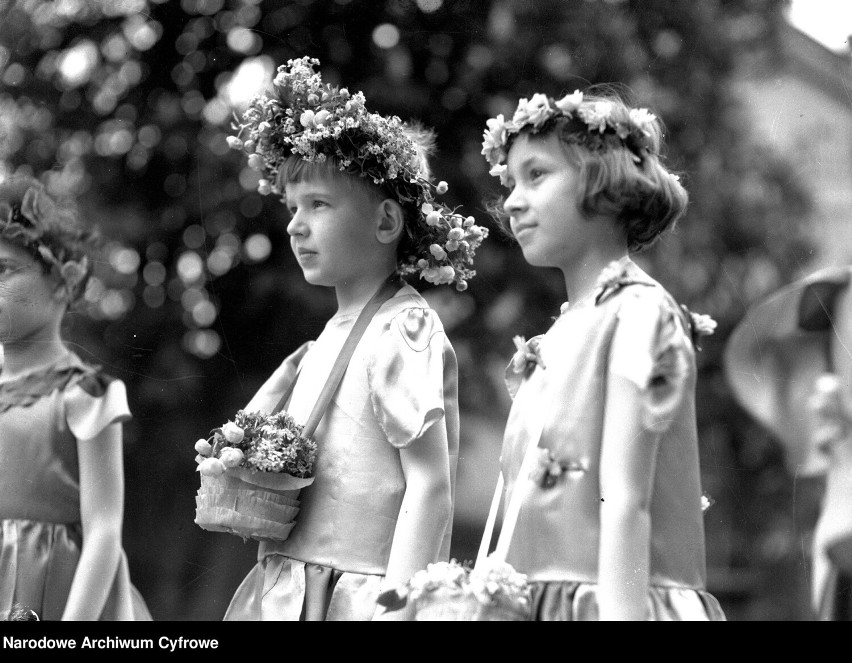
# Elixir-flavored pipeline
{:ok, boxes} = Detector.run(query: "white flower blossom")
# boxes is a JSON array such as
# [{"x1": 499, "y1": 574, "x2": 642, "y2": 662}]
[
  {"x1": 219, "y1": 447, "x2": 245, "y2": 469},
  {"x1": 195, "y1": 439, "x2": 213, "y2": 456},
  {"x1": 222, "y1": 421, "x2": 245, "y2": 444},
  {"x1": 198, "y1": 457, "x2": 225, "y2": 476},
  {"x1": 554, "y1": 90, "x2": 583, "y2": 114}
]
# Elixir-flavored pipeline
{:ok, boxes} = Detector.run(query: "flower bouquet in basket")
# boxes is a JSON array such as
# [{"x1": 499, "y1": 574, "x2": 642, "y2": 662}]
[
  {"x1": 377, "y1": 556, "x2": 531, "y2": 621},
  {"x1": 193, "y1": 410, "x2": 318, "y2": 543}
]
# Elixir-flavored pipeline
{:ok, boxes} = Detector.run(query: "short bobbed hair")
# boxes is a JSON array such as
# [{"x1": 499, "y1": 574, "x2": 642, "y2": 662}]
[{"x1": 492, "y1": 93, "x2": 688, "y2": 253}]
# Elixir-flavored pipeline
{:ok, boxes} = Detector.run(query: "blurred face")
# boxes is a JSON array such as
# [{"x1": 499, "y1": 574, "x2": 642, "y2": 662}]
[
  {"x1": 284, "y1": 175, "x2": 384, "y2": 290},
  {"x1": 502, "y1": 132, "x2": 587, "y2": 271},
  {"x1": 0, "y1": 238, "x2": 63, "y2": 344}
]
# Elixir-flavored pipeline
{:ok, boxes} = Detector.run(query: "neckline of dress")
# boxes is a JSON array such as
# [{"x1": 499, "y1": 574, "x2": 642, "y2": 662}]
[
  {"x1": 559, "y1": 255, "x2": 636, "y2": 316},
  {"x1": 0, "y1": 351, "x2": 78, "y2": 386},
  {"x1": 330, "y1": 281, "x2": 407, "y2": 322}
]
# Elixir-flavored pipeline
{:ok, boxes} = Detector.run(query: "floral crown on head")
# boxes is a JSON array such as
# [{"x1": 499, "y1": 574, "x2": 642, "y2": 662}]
[
  {"x1": 482, "y1": 91, "x2": 659, "y2": 185},
  {"x1": 229, "y1": 56, "x2": 489, "y2": 291},
  {"x1": 0, "y1": 180, "x2": 90, "y2": 300}
]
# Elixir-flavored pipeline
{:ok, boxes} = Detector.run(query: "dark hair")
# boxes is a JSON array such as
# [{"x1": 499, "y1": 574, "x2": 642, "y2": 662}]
[
  {"x1": 488, "y1": 90, "x2": 688, "y2": 253},
  {"x1": 0, "y1": 175, "x2": 98, "y2": 304}
]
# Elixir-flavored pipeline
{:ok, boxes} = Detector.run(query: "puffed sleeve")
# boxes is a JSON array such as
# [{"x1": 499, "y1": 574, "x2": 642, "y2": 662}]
[
  {"x1": 368, "y1": 307, "x2": 448, "y2": 449},
  {"x1": 65, "y1": 371, "x2": 132, "y2": 441},
  {"x1": 243, "y1": 341, "x2": 314, "y2": 413},
  {"x1": 609, "y1": 288, "x2": 693, "y2": 434}
]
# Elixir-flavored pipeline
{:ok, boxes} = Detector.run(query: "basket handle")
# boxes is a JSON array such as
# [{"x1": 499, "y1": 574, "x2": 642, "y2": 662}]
[
  {"x1": 271, "y1": 273, "x2": 403, "y2": 440},
  {"x1": 475, "y1": 393, "x2": 548, "y2": 571}
]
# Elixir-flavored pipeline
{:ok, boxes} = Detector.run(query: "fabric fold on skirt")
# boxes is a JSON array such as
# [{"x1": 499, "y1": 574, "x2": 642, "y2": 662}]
[
  {"x1": 224, "y1": 544, "x2": 383, "y2": 621},
  {"x1": 0, "y1": 518, "x2": 151, "y2": 621},
  {"x1": 529, "y1": 580, "x2": 727, "y2": 621}
]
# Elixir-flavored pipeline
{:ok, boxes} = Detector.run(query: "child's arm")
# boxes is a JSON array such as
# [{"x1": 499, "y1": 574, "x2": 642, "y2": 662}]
[
  {"x1": 61, "y1": 422, "x2": 125, "y2": 620},
  {"x1": 372, "y1": 422, "x2": 453, "y2": 621},
  {"x1": 597, "y1": 293, "x2": 682, "y2": 620},
  {"x1": 597, "y1": 373, "x2": 660, "y2": 620}
]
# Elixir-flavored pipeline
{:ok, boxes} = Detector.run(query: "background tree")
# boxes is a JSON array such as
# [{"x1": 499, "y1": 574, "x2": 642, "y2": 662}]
[{"x1": 0, "y1": 0, "x2": 815, "y2": 619}]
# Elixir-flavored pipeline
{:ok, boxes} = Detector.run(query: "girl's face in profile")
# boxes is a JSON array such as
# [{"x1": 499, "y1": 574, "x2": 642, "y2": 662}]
[
  {"x1": 284, "y1": 174, "x2": 385, "y2": 291},
  {"x1": 0, "y1": 238, "x2": 62, "y2": 344},
  {"x1": 502, "y1": 132, "x2": 589, "y2": 272}
]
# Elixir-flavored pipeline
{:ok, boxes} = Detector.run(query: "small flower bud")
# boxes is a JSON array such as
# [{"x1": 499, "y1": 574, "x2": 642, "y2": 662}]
[
  {"x1": 429, "y1": 244, "x2": 447, "y2": 260},
  {"x1": 219, "y1": 447, "x2": 245, "y2": 469},
  {"x1": 198, "y1": 457, "x2": 226, "y2": 477},
  {"x1": 195, "y1": 439, "x2": 213, "y2": 456},
  {"x1": 222, "y1": 421, "x2": 245, "y2": 444}
]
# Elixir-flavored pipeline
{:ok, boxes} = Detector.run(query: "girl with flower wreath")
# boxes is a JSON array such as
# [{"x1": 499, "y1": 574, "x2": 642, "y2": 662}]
[
  {"x1": 479, "y1": 86, "x2": 725, "y2": 620},
  {"x1": 221, "y1": 57, "x2": 488, "y2": 621},
  {"x1": 0, "y1": 175, "x2": 151, "y2": 621}
]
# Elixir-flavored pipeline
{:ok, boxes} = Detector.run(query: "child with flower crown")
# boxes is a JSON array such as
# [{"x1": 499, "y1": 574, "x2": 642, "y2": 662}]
[
  {"x1": 479, "y1": 87, "x2": 725, "y2": 620},
  {"x1": 222, "y1": 57, "x2": 488, "y2": 621},
  {"x1": 0, "y1": 175, "x2": 151, "y2": 621}
]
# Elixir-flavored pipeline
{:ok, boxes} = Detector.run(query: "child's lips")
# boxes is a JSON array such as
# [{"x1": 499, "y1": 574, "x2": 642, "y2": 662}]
[
  {"x1": 512, "y1": 223, "x2": 536, "y2": 241},
  {"x1": 295, "y1": 247, "x2": 318, "y2": 260}
]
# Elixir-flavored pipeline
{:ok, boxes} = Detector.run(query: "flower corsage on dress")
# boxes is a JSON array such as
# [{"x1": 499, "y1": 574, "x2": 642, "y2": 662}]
[{"x1": 194, "y1": 410, "x2": 317, "y2": 543}]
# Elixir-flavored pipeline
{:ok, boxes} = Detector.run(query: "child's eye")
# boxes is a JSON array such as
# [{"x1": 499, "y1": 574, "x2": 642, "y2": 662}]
[
  {"x1": 312, "y1": 200, "x2": 327, "y2": 209},
  {"x1": 529, "y1": 168, "x2": 545, "y2": 181}
]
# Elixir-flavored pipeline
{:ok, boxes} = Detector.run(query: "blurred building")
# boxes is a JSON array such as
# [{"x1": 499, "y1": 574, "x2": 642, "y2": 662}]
[{"x1": 733, "y1": 20, "x2": 852, "y2": 273}]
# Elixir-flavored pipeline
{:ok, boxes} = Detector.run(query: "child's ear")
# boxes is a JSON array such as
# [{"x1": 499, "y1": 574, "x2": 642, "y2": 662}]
[{"x1": 375, "y1": 199, "x2": 405, "y2": 245}]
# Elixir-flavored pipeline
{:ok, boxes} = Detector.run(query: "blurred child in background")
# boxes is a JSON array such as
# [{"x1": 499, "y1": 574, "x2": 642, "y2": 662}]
[{"x1": 0, "y1": 175, "x2": 151, "y2": 621}]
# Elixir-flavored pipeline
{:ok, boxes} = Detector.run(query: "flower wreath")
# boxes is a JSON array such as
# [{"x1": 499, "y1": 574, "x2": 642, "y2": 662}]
[
  {"x1": 481, "y1": 91, "x2": 660, "y2": 185},
  {"x1": 0, "y1": 181, "x2": 90, "y2": 300},
  {"x1": 229, "y1": 56, "x2": 489, "y2": 292}
]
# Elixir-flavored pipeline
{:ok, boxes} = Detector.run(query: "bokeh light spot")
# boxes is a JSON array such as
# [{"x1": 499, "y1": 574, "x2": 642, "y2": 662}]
[
  {"x1": 183, "y1": 224, "x2": 206, "y2": 249},
  {"x1": 416, "y1": 0, "x2": 444, "y2": 12},
  {"x1": 191, "y1": 299, "x2": 218, "y2": 326},
  {"x1": 177, "y1": 251, "x2": 205, "y2": 283},
  {"x1": 243, "y1": 233, "x2": 271, "y2": 263},
  {"x1": 183, "y1": 329, "x2": 221, "y2": 359},
  {"x1": 372, "y1": 23, "x2": 400, "y2": 49},
  {"x1": 142, "y1": 261, "x2": 167, "y2": 286},
  {"x1": 58, "y1": 40, "x2": 99, "y2": 87},
  {"x1": 109, "y1": 246, "x2": 141, "y2": 274}
]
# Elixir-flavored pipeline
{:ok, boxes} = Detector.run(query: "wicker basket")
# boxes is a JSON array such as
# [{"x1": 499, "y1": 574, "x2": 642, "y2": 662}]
[
  {"x1": 414, "y1": 587, "x2": 529, "y2": 622},
  {"x1": 194, "y1": 467, "x2": 314, "y2": 543}
]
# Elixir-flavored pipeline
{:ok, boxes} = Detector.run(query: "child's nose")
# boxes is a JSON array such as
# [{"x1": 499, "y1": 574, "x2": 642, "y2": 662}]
[
  {"x1": 503, "y1": 187, "x2": 525, "y2": 215},
  {"x1": 286, "y1": 211, "x2": 304, "y2": 236}
]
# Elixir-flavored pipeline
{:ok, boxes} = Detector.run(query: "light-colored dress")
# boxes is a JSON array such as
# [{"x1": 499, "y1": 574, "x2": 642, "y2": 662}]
[
  {"x1": 224, "y1": 283, "x2": 459, "y2": 621},
  {"x1": 0, "y1": 352, "x2": 152, "y2": 621},
  {"x1": 500, "y1": 257, "x2": 725, "y2": 621}
]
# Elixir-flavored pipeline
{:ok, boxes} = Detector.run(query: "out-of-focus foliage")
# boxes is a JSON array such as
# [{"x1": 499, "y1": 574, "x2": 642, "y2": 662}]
[{"x1": 0, "y1": 0, "x2": 817, "y2": 619}]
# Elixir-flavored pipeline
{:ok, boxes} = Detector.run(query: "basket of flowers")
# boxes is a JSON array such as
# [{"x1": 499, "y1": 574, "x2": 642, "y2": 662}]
[
  {"x1": 378, "y1": 556, "x2": 531, "y2": 621},
  {"x1": 193, "y1": 409, "x2": 317, "y2": 543}
]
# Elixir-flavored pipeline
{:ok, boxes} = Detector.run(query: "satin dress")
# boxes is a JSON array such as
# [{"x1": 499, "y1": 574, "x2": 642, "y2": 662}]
[
  {"x1": 500, "y1": 257, "x2": 726, "y2": 621},
  {"x1": 0, "y1": 352, "x2": 152, "y2": 621},
  {"x1": 224, "y1": 284, "x2": 460, "y2": 621}
]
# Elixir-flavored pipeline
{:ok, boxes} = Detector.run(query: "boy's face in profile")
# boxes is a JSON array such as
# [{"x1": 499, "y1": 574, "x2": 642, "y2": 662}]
[{"x1": 284, "y1": 173, "x2": 388, "y2": 291}]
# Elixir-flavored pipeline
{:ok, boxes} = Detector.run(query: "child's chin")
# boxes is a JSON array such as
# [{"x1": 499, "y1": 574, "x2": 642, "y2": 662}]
[
  {"x1": 300, "y1": 270, "x2": 333, "y2": 288},
  {"x1": 519, "y1": 249, "x2": 549, "y2": 268}
]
